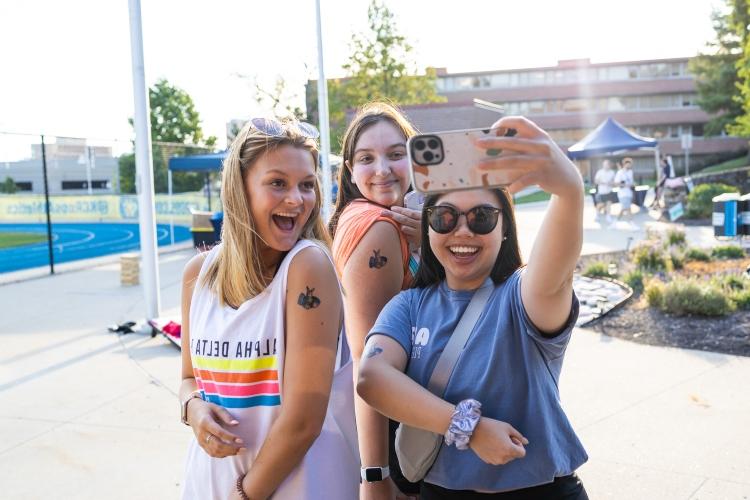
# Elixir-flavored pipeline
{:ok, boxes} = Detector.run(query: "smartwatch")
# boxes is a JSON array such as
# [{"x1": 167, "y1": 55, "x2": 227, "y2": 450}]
[
  {"x1": 360, "y1": 466, "x2": 390, "y2": 483},
  {"x1": 180, "y1": 391, "x2": 203, "y2": 426}
]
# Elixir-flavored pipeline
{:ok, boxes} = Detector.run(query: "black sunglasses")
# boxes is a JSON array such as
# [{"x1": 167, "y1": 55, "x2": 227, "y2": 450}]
[
  {"x1": 425, "y1": 205, "x2": 502, "y2": 235},
  {"x1": 250, "y1": 117, "x2": 320, "y2": 140}
]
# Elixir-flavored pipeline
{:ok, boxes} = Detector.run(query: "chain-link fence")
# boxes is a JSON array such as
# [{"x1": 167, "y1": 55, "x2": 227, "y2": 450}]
[{"x1": 0, "y1": 132, "x2": 218, "y2": 275}]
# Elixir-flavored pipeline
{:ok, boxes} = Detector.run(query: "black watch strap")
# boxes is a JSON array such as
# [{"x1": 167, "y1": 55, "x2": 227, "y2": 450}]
[{"x1": 360, "y1": 466, "x2": 390, "y2": 483}]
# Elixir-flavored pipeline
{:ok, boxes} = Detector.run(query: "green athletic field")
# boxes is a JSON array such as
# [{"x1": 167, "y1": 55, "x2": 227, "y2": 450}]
[{"x1": 0, "y1": 232, "x2": 47, "y2": 249}]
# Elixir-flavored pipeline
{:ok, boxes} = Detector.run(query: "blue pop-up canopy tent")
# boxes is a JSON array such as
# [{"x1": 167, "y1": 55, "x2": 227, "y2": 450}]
[
  {"x1": 168, "y1": 151, "x2": 227, "y2": 172},
  {"x1": 167, "y1": 150, "x2": 227, "y2": 213},
  {"x1": 567, "y1": 118, "x2": 658, "y2": 159}
]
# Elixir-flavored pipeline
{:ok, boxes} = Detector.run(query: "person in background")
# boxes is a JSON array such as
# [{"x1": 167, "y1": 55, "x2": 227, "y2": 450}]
[
  {"x1": 651, "y1": 155, "x2": 673, "y2": 209},
  {"x1": 615, "y1": 157, "x2": 636, "y2": 228},
  {"x1": 593, "y1": 159, "x2": 615, "y2": 223},
  {"x1": 358, "y1": 115, "x2": 589, "y2": 499},
  {"x1": 329, "y1": 102, "x2": 422, "y2": 499},
  {"x1": 179, "y1": 118, "x2": 358, "y2": 500}
]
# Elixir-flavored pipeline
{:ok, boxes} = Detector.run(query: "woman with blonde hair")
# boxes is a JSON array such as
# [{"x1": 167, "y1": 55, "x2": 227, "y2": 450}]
[
  {"x1": 330, "y1": 102, "x2": 422, "y2": 499},
  {"x1": 178, "y1": 118, "x2": 358, "y2": 499}
]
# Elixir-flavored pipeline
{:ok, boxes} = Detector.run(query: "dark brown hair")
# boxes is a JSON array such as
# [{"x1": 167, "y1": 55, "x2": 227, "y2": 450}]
[
  {"x1": 412, "y1": 188, "x2": 523, "y2": 288},
  {"x1": 328, "y1": 102, "x2": 418, "y2": 236}
]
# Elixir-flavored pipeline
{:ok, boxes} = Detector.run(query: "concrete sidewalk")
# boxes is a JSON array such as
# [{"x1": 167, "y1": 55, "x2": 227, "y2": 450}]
[{"x1": 1, "y1": 200, "x2": 747, "y2": 499}]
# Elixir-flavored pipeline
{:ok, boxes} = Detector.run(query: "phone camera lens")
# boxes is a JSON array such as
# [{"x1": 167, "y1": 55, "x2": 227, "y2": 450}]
[
  {"x1": 427, "y1": 139, "x2": 439, "y2": 149},
  {"x1": 414, "y1": 140, "x2": 426, "y2": 151},
  {"x1": 423, "y1": 151, "x2": 434, "y2": 162}
]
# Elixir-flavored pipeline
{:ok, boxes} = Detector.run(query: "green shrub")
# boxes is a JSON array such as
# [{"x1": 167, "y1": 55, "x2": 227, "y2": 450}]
[
  {"x1": 720, "y1": 275, "x2": 746, "y2": 291},
  {"x1": 666, "y1": 228, "x2": 687, "y2": 248},
  {"x1": 583, "y1": 261, "x2": 610, "y2": 278},
  {"x1": 623, "y1": 269, "x2": 645, "y2": 294},
  {"x1": 685, "y1": 248, "x2": 711, "y2": 262},
  {"x1": 645, "y1": 280, "x2": 665, "y2": 308},
  {"x1": 685, "y1": 183, "x2": 739, "y2": 219},
  {"x1": 632, "y1": 241, "x2": 671, "y2": 272},
  {"x1": 670, "y1": 251, "x2": 684, "y2": 270},
  {"x1": 661, "y1": 278, "x2": 735, "y2": 316},
  {"x1": 711, "y1": 245, "x2": 746, "y2": 260},
  {"x1": 730, "y1": 289, "x2": 750, "y2": 310}
]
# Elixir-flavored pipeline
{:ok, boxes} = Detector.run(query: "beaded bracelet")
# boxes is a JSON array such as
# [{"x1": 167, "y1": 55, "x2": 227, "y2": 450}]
[{"x1": 236, "y1": 475, "x2": 250, "y2": 500}]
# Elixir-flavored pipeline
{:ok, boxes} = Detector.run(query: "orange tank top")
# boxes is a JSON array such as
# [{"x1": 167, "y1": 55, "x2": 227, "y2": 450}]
[{"x1": 332, "y1": 199, "x2": 411, "y2": 290}]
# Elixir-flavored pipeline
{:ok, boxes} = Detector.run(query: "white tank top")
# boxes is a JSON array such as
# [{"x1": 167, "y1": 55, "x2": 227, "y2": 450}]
[{"x1": 181, "y1": 239, "x2": 359, "y2": 500}]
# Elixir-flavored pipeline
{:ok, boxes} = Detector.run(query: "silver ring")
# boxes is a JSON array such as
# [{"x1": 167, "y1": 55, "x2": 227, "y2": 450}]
[{"x1": 205, "y1": 433, "x2": 212, "y2": 444}]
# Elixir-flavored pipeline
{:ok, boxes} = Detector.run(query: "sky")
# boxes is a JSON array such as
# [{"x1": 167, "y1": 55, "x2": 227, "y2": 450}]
[{"x1": 0, "y1": 0, "x2": 722, "y2": 154}]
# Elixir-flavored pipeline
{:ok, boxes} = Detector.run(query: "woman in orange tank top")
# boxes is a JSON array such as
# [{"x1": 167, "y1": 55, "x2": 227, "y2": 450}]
[{"x1": 329, "y1": 102, "x2": 421, "y2": 499}]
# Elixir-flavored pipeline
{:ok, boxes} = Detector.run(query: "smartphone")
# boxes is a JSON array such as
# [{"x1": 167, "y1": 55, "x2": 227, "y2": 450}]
[{"x1": 407, "y1": 127, "x2": 516, "y2": 194}]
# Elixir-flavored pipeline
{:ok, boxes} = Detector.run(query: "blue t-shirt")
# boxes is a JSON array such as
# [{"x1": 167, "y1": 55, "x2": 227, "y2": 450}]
[{"x1": 367, "y1": 268, "x2": 588, "y2": 492}]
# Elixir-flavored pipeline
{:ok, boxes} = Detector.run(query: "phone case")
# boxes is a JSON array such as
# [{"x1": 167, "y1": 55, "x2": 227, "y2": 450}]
[{"x1": 407, "y1": 127, "x2": 515, "y2": 194}]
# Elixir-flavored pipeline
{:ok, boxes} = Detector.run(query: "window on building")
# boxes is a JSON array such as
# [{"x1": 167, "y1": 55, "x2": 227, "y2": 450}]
[
  {"x1": 529, "y1": 71, "x2": 545, "y2": 86},
  {"x1": 607, "y1": 96, "x2": 626, "y2": 111},
  {"x1": 61, "y1": 180, "x2": 109, "y2": 190},
  {"x1": 628, "y1": 66, "x2": 639, "y2": 79},
  {"x1": 608, "y1": 66, "x2": 629, "y2": 80},
  {"x1": 491, "y1": 73, "x2": 509, "y2": 87},
  {"x1": 15, "y1": 181, "x2": 32, "y2": 192},
  {"x1": 649, "y1": 95, "x2": 673, "y2": 108},
  {"x1": 528, "y1": 101, "x2": 545, "y2": 114},
  {"x1": 456, "y1": 77, "x2": 474, "y2": 90},
  {"x1": 681, "y1": 94, "x2": 697, "y2": 106},
  {"x1": 562, "y1": 99, "x2": 587, "y2": 112}
]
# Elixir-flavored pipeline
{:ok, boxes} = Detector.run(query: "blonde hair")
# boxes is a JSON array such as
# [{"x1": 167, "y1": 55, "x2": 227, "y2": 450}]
[{"x1": 202, "y1": 121, "x2": 330, "y2": 308}]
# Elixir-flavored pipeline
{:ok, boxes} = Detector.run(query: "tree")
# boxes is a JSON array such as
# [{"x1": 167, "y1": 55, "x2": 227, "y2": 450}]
[
  {"x1": 0, "y1": 176, "x2": 17, "y2": 194},
  {"x1": 727, "y1": 0, "x2": 750, "y2": 138},
  {"x1": 690, "y1": 1, "x2": 748, "y2": 136},
  {"x1": 309, "y1": 0, "x2": 445, "y2": 149},
  {"x1": 247, "y1": 75, "x2": 306, "y2": 120},
  {"x1": 119, "y1": 79, "x2": 217, "y2": 194}
]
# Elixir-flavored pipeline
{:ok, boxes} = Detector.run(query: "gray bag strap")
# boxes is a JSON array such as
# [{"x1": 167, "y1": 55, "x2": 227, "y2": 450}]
[{"x1": 426, "y1": 278, "x2": 493, "y2": 396}]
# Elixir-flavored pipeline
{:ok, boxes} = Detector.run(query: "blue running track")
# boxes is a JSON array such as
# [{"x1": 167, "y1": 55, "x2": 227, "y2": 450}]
[{"x1": 0, "y1": 223, "x2": 192, "y2": 274}]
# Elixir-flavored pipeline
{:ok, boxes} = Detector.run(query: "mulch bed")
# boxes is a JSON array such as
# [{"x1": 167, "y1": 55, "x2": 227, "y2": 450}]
[{"x1": 588, "y1": 258, "x2": 750, "y2": 357}]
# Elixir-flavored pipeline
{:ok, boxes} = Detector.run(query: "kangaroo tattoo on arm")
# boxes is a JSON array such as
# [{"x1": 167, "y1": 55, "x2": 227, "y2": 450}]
[
  {"x1": 297, "y1": 286, "x2": 321, "y2": 309},
  {"x1": 369, "y1": 249, "x2": 388, "y2": 269}
]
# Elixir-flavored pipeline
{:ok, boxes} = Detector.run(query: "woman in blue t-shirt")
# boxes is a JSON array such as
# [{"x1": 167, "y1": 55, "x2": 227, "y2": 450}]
[{"x1": 357, "y1": 116, "x2": 589, "y2": 499}]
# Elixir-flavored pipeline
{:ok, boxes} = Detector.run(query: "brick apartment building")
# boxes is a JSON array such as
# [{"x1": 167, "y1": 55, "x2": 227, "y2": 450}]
[{"x1": 308, "y1": 57, "x2": 748, "y2": 181}]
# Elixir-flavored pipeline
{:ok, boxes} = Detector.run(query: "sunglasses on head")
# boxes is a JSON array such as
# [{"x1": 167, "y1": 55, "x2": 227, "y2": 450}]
[
  {"x1": 250, "y1": 117, "x2": 320, "y2": 140},
  {"x1": 425, "y1": 205, "x2": 502, "y2": 235}
]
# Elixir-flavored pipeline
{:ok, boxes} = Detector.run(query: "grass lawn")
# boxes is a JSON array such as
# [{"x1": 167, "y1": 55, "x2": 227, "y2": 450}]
[
  {"x1": 0, "y1": 231, "x2": 47, "y2": 249},
  {"x1": 514, "y1": 190, "x2": 552, "y2": 204},
  {"x1": 700, "y1": 156, "x2": 749, "y2": 174}
]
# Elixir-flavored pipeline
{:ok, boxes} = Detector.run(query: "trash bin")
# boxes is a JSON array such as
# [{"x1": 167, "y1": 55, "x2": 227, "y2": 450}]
[
  {"x1": 210, "y1": 211, "x2": 224, "y2": 242},
  {"x1": 190, "y1": 209, "x2": 218, "y2": 248},
  {"x1": 712, "y1": 193, "x2": 740, "y2": 238},
  {"x1": 191, "y1": 228, "x2": 217, "y2": 248},
  {"x1": 740, "y1": 193, "x2": 750, "y2": 236},
  {"x1": 633, "y1": 185, "x2": 649, "y2": 207}
]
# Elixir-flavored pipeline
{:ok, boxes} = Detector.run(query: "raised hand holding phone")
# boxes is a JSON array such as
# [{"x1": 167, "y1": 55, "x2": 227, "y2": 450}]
[{"x1": 473, "y1": 116, "x2": 583, "y2": 198}]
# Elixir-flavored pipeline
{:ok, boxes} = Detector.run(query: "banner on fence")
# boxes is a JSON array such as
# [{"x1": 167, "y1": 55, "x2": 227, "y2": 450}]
[{"x1": 0, "y1": 193, "x2": 209, "y2": 224}]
